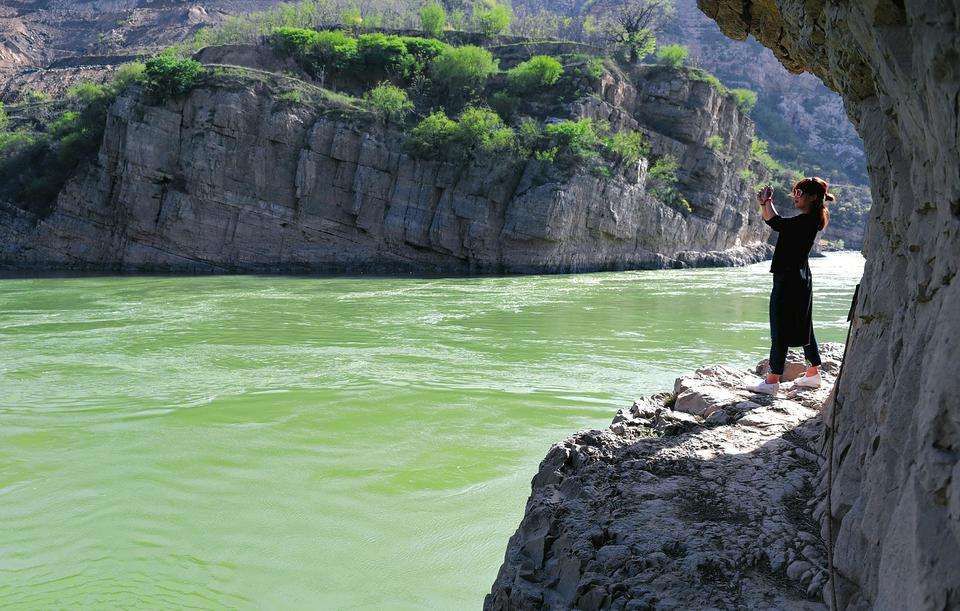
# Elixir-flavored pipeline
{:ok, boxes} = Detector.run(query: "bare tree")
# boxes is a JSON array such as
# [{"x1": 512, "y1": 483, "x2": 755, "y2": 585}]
[{"x1": 593, "y1": 0, "x2": 674, "y2": 63}]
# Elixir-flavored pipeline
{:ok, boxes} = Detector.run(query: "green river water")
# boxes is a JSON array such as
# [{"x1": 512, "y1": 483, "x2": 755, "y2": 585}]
[{"x1": 0, "y1": 251, "x2": 863, "y2": 608}]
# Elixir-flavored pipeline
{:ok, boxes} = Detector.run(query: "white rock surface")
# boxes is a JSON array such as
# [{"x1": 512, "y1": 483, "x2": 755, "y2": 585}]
[{"x1": 486, "y1": 344, "x2": 844, "y2": 610}]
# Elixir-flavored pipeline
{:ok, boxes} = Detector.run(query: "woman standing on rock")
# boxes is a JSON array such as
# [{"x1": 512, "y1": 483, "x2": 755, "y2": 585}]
[{"x1": 747, "y1": 177, "x2": 834, "y2": 395}]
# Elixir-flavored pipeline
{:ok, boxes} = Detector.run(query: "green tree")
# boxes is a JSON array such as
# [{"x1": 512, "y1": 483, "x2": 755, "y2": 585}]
[
  {"x1": 365, "y1": 83, "x2": 414, "y2": 123},
  {"x1": 507, "y1": 55, "x2": 563, "y2": 93},
  {"x1": 420, "y1": 2, "x2": 446, "y2": 38},
  {"x1": 601, "y1": 0, "x2": 673, "y2": 63},
  {"x1": 143, "y1": 52, "x2": 204, "y2": 102},
  {"x1": 0, "y1": 102, "x2": 8, "y2": 132},
  {"x1": 473, "y1": 1, "x2": 512, "y2": 37},
  {"x1": 430, "y1": 44, "x2": 499, "y2": 98},
  {"x1": 655, "y1": 43, "x2": 688, "y2": 68}
]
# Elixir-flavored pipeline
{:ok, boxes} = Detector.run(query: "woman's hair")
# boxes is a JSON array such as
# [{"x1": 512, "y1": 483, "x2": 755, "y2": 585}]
[{"x1": 794, "y1": 176, "x2": 833, "y2": 230}]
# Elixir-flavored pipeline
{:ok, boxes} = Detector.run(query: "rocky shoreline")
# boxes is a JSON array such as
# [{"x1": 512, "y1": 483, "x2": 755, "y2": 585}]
[{"x1": 486, "y1": 343, "x2": 844, "y2": 610}]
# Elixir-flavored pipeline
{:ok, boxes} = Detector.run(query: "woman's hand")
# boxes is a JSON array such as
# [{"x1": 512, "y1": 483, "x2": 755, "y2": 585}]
[{"x1": 756, "y1": 186, "x2": 773, "y2": 208}]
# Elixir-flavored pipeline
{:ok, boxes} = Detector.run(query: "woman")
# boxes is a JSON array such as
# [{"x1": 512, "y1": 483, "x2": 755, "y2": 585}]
[{"x1": 747, "y1": 177, "x2": 834, "y2": 395}]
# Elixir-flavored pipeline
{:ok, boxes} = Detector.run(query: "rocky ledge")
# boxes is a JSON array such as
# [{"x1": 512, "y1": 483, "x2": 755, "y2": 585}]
[{"x1": 486, "y1": 343, "x2": 844, "y2": 610}]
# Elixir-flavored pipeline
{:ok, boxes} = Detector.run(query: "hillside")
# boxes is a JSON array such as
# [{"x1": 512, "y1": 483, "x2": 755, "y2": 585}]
[{"x1": 0, "y1": 31, "x2": 775, "y2": 273}]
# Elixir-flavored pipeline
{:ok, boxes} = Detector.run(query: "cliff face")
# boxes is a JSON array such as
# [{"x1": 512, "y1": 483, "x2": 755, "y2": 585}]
[
  {"x1": 0, "y1": 48, "x2": 771, "y2": 274},
  {"x1": 698, "y1": 2, "x2": 960, "y2": 608}
]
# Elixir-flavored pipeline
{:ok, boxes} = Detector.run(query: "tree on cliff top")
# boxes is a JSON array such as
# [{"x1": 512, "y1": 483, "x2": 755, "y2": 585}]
[{"x1": 595, "y1": 0, "x2": 674, "y2": 64}]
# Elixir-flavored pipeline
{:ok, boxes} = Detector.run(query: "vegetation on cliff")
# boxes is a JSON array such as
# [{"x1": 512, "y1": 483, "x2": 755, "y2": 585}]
[{"x1": 0, "y1": 0, "x2": 807, "y2": 224}]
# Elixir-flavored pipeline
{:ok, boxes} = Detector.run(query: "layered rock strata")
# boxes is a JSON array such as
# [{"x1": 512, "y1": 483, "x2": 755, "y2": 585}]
[
  {"x1": 0, "y1": 51, "x2": 772, "y2": 274},
  {"x1": 698, "y1": 2, "x2": 960, "y2": 608},
  {"x1": 487, "y1": 344, "x2": 844, "y2": 609}
]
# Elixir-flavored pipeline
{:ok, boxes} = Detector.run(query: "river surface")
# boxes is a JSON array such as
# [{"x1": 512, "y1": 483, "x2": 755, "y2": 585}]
[{"x1": 0, "y1": 252, "x2": 863, "y2": 608}]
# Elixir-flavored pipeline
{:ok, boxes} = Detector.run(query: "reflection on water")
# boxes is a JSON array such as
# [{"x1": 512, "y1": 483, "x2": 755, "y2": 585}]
[{"x1": 0, "y1": 252, "x2": 863, "y2": 608}]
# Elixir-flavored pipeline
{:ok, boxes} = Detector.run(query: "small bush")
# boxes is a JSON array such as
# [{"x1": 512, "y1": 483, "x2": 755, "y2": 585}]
[
  {"x1": 0, "y1": 102, "x2": 7, "y2": 131},
  {"x1": 420, "y1": 2, "x2": 446, "y2": 38},
  {"x1": 517, "y1": 117, "x2": 544, "y2": 155},
  {"x1": 112, "y1": 62, "x2": 146, "y2": 92},
  {"x1": 507, "y1": 55, "x2": 563, "y2": 93},
  {"x1": 649, "y1": 154, "x2": 690, "y2": 213},
  {"x1": 606, "y1": 131, "x2": 650, "y2": 166},
  {"x1": 489, "y1": 91, "x2": 519, "y2": 120},
  {"x1": 592, "y1": 165, "x2": 613, "y2": 178},
  {"x1": 276, "y1": 89, "x2": 304, "y2": 104},
  {"x1": 690, "y1": 68, "x2": 727, "y2": 94},
  {"x1": 430, "y1": 45, "x2": 499, "y2": 97},
  {"x1": 473, "y1": 1, "x2": 512, "y2": 37},
  {"x1": 407, "y1": 111, "x2": 458, "y2": 157},
  {"x1": 739, "y1": 168, "x2": 756, "y2": 183},
  {"x1": 750, "y1": 138, "x2": 782, "y2": 172},
  {"x1": 357, "y1": 33, "x2": 415, "y2": 77},
  {"x1": 656, "y1": 44, "x2": 688, "y2": 69},
  {"x1": 706, "y1": 135, "x2": 724, "y2": 152},
  {"x1": 544, "y1": 118, "x2": 601, "y2": 163},
  {"x1": 731, "y1": 88, "x2": 757, "y2": 113},
  {"x1": 584, "y1": 57, "x2": 605, "y2": 80},
  {"x1": 454, "y1": 106, "x2": 514, "y2": 153},
  {"x1": 365, "y1": 82, "x2": 413, "y2": 123},
  {"x1": 24, "y1": 90, "x2": 51, "y2": 103},
  {"x1": 143, "y1": 52, "x2": 204, "y2": 101},
  {"x1": 66, "y1": 82, "x2": 108, "y2": 105}
]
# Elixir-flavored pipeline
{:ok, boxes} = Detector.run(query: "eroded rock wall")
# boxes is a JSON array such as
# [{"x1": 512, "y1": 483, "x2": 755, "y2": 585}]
[
  {"x1": 0, "y1": 59, "x2": 771, "y2": 274},
  {"x1": 697, "y1": 1, "x2": 960, "y2": 607}
]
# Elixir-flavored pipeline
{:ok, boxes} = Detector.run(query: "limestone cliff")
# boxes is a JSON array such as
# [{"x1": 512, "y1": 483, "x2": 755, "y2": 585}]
[
  {"x1": 695, "y1": 1, "x2": 960, "y2": 608},
  {"x1": 0, "y1": 46, "x2": 772, "y2": 274}
]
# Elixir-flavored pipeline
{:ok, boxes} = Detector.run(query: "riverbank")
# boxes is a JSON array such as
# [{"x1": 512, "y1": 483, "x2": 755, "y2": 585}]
[{"x1": 486, "y1": 343, "x2": 845, "y2": 609}]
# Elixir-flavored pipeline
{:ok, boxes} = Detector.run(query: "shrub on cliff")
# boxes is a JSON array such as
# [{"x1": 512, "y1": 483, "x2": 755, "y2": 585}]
[
  {"x1": 544, "y1": 118, "x2": 601, "y2": 164},
  {"x1": 750, "y1": 138, "x2": 782, "y2": 173},
  {"x1": 144, "y1": 52, "x2": 204, "y2": 102},
  {"x1": 420, "y1": 2, "x2": 446, "y2": 38},
  {"x1": 731, "y1": 88, "x2": 757, "y2": 113},
  {"x1": 507, "y1": 55, "x2": 563, "y2": 93},
  {"x1": 112, "y1": 62, "x2": 147, "y2": 92},
  {"x1": 656, "y1": 44, "x2": 688, "y2": 68},
  {"x1": 365, "y1": 83, "x2": 414, "y2": 123},
  {"x1": 648, "y1": 154, "x2": 691, "y2": 213},
  {"x1": 430, "y1": 45, "x2": 499, "y2": 99},
  {"x1": 407, "y1": 107, "x2": 516, "y2": 159},
  {"x1": 270, "y1": 28, "x2": 358, "y2": 75},
  {"x1": 453, "y1": 106, "x2": 516, "y2": 153},
  {"x1": 407, "y1": 111, "x2": 458, "y2": 157},
  {"x1": 605, "y1": 130, "x2": 650, "y2": 166}
]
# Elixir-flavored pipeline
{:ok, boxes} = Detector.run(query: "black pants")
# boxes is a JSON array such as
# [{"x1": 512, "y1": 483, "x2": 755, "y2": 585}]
[
  {"x1": 769, "y1": 269, "x2": 821, "y2": 375},
  {"x1": 769, "y1": 328, "x2": 821, "y2": 375}
]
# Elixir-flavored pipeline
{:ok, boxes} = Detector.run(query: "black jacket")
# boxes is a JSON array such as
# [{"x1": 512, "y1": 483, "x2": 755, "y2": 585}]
[
  {"x1": 765, "y1": 212, "x2": 820, "y2": 273},
  {"x1": 765, "y1": 212, "x2": 820, "y2": 346}
]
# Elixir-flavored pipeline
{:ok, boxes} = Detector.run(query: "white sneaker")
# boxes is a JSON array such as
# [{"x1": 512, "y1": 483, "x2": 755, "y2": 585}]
[
  {"x1": 745, "y1": 380, "x2": 780, "y2": 395},
  {"x1": 792, "y1": 372, "x2": 822, "y2": 389}
]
